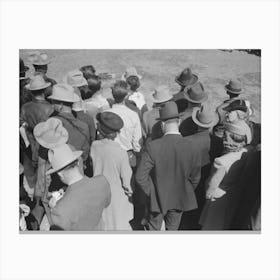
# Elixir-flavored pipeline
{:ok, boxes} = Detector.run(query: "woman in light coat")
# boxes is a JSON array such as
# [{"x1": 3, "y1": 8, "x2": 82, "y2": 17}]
[{"x1": 91, "y1": 112, "x2": 133, "y2": 230}]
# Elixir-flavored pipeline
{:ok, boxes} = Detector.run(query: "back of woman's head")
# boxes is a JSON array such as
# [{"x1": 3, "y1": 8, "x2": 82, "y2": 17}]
[
  {"x1": 80, "y1": 65, "x2": 96, "y2": 80},
  {"x1": 87, "y1": 75, "x2": 102, "y2": 97},
  {"x1": 126, "y1": 75, "x2": 140, "y2": 92}
]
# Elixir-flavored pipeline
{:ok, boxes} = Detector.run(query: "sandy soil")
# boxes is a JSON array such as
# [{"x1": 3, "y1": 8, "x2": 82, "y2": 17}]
[{"x1": 20, "y1": 49, "x2": 261, "y2": 122}]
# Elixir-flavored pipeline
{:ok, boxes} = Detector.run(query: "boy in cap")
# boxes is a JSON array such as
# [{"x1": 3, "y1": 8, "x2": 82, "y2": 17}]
[
  {"x1": 48, "y1": 144, "x2": 111, "y2": 230},
  {"x1": 136, "y1": 101, "x2": 201, "y2": 230}
]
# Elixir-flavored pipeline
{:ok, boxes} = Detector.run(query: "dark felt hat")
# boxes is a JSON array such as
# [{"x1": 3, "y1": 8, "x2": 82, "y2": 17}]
[
  {"x1": 96, "y1": 112, "x2": 124, "y2": 134},
  {"x1": 175, "y1": 68, "x2": 198, "y2": 87},
  {"x1": 223, "y1": 99, "x2": 248, "y2": 113},
  {"x1": 184, "y1": 82, "x2": 208, "y2": 104},
  {"x1": 157, "y1": 101, "x2": 181, "y2": 121},
  {"x1": 225, "y1": 79, "x2": 244, "y2": 94}
]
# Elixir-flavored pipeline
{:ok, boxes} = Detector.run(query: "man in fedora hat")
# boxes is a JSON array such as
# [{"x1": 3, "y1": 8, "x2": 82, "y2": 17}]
[
  {"x1": 136, "y1": 101, "x2": 201, "y2": 230},
  {"x1": 28, "y1": 51, "x2": 57, "y2": 98},
  {"x1": 179, "y1": 82, "x2": 208, "y2": 137},
  {"x1": 48, "y1": 144, "x2": 111, "y2": 230},
  {"x1": 173, "y1": 67, "x2": 199, "y2": 108},
  {"x1": 142, "y1": 85, "x2": 173, "y2": 140},
  {"x1": 20, "y1": 75, "x2": 54, "y2": 191},
  {"x1": 180, "y1": 105, "x2": 219, "y2": 229}
]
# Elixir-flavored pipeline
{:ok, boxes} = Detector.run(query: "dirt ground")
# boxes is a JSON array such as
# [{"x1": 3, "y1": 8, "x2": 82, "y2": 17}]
[{"x1": 20, "y1": 49, "x2": 261, "y2": 123}]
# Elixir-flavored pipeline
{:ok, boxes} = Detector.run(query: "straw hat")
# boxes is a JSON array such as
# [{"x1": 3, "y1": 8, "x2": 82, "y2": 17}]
[
  {"x1": 184, "y1": 82, "x2": 208, "y2": 104},
  {"x1": 48, "y1": 84, "x2": 80, "y2": 103},
  {"x1": 192, "y1": 106, "x2": 219, "y2": 128},
  {"x1": 151, "y1": 85, "x2": 173, "y2": 104},
  {"x1": 175, "y1": 68, "x2": 198, "y2": 87},
  {"x1": 46, "y1": 144, "x2": 82, "y2": 175},
  {"x1": 28, "y1": 51, "x2": 51, "y2": 65},
  {"x1": 63, "y1": 70, "x2": 88, "y2": 87},
  {"x1": 34, "y1": 118, "x2": 69, "y2": 149},
  {"x1": 224, "y1": 79, "x2": 244, "y2": 94},
  {"x1": 25, "y1": 75, "x2": 51, "y2": 91}
]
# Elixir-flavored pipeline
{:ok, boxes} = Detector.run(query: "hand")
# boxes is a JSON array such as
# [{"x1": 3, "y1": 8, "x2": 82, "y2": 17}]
[
  {"x1": 123, "y1": 186, "x2": 133, "y2": 197},
  {"x1": 206, "y1": 187, "x2": 226, "y2": 201}
]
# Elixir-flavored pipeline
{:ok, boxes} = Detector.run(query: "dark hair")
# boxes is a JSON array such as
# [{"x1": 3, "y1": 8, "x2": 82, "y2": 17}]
[
  {"x1": 32, "y1": 88, "x2": 46, "y2": 97},
  {"x1": 80, "y1": 65, "x2": 96, "y2": 80},
  {"x1": 33, "y1": 64, "x2": 48, "y2": 73},
  {"x1": 88, "y1": 75, "x2": 101, "y2": 93},
  {"x1": 126, "y1": 75, "x2": 140, "y2": 91},
  {"x1": 51, "y1": 99, "x2": 73, "y2": 107},
  {"x1": 111, "y1": 80, "x2": 128, "y2": 103}
]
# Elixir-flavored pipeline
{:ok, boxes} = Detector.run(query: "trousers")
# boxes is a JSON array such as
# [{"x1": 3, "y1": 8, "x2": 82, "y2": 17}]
[{"x1": 148, "y1": 210, "x2": 183, "y2": 230}]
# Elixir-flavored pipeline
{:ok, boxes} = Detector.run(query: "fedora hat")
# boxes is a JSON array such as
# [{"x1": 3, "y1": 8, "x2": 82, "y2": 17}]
[
  {"x1": 96, "y1": 111, "x2": 124, "y2": 134},
  {"x1": 151, "y1": 85, "x2": 173, "y2": 104},
  {"x1": 224, "y1": 120, "x2": 252, "y2": 144},
  {"x1": 121, "y1": 67, "x2": 142, "y2": 81},
  {"x1": 46, "y1": 144, "x2": 82, "y2": 175},
  {"x1": 20, "y1": 58, "x2": 29, "y2": 75},
  {"x1": 157, "y1": 101, "x2": 181, "y2": 121},
  {"x1": 225, "y1": 79, "x2": 244, "y2": 94},
  {"x1": 25, "y1": 75, "x2": 51, "y2": 91},
  {"x1": 184, "y1": 82, "x2": 208, "y2": 104},
  {"x1": 48, "y1": 84, "x2": 80, "y2": 103},
  {"x1": 175, "y1": 68, "x2": 198, "y2": 87},
  {"x1": 34, "y1": 118, "x2": 69, "y2": 149},
  {"x1": 63, "y1": 70, "x2": 88, "y2": 88},
  {"x1": 192, "y1": 106, "x2": 219, "y2": 128},
  {"x1": 28, "y1": 51, "x2": 51, "y2": 65}
]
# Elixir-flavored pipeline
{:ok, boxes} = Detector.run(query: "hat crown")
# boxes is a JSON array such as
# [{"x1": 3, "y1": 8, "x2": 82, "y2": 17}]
[
  {"x1": 48, "y1": 144, "x2": 79, "y2": 172},
  {"x1": 152, "y1": 85, "x2": 172, "y2": 103},
  {"x1": 225, "y1": 78, "x2": 244, "y2": 93},
  {"x1": 49, "y1": 83, "x2": 80, "y2": 103},
  {"x1": 176, "y1": 67, "x2": 198, "y2": 87},
  {"x1": 27, "y1": 74, "x2": 50, "y2": 90},
  {"x1": 159, "y1": 101, "x2": 179, "y2": 120},
  {"x1": 97, "y1": 111, "x2": 124, "y2": 133},
  {"x1": 64, "y1": 70, "x2": 88, "y2": 87},
  {"x1": 186, "y1": 82, "x2": 206, "y2": 101},
  {"x1": 197, "y1": 106, "x2": 214, "y2": 124},
  {"x1": 179, "y1": 68, "x2": 193, "y2": 80}
]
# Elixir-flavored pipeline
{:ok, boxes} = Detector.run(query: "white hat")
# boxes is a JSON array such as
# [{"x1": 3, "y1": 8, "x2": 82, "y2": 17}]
[
  {"x1": 121, "y1": 67, "x2": 142, "y2": 81},
  {"x1": 46, "y1": 144, "x2": 82, "y2": 175},
  {"x1": 34, "y1": 118, "x2": 69, "y2": 149},
  {"x1": 225, "y1": 120, "x2": 252, "y2": 144},
  {"x1": 28, "y1": 51, "x2": 51, "y2": 65},
  {"x1": 25, "y1": 75, "x2": 51, "y2": 91},
  {"x1": 63, "y1": 69, "x2": 88, "y2": 87},
  {"x1": 48, "y1": 84, "x2": 80, "y2": 103}
]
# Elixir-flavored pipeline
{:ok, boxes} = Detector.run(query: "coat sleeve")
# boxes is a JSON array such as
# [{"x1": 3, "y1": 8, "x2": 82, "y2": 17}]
[
  {"x1": 135, "y1": 146, "x2": 154, "y2": 196},
  {"x1": 51, "y1": 206, "x2": 71, "y2": 230},
  {"x1": 188, "y1": 148, "x2": 202, "y2": 190}
]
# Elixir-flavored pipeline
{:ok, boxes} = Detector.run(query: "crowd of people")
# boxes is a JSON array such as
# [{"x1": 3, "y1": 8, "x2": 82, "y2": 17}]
[{"x1": 19, "y1": 51, "x2": 261, "y2": 231}]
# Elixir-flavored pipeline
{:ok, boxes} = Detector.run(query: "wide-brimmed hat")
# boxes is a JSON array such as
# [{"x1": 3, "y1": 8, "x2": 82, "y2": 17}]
[
  {"x1": 184, "y1": 82, "x2": 208, "y2": 104},
  {"x1": 175, "y1": 68, "x2": 198, "y2": 87},
  {"x1": 46, "y1": 144, "x2": 82, "y2": 175},
  {"x1": 192, "y1": 106, "x2": 219, "y2": 128},
  {"x1": 63, "y1": 70, "x2": 88, "y2": 87},
  {"x1": 157, "y1": 101, "x2": 181, "y2": 121},
  {"x1": 20, "y1": 58, "x2": 29, "y2": 76},
  {"x1": 224, "y1": 79, "x2": 244, "y2": 94},
  {"x1": 34, "y1": 118, "x2": 69, "y2": 149},
  {"x1": 28, "y1": 51, "x2": 51, "y2": 65},
  {"x1": 96, "y1": 111, "x2": 124, "y2": 134},
  {"x1": 151, "y1": 85, "x2": 173, "y2": 104},
  {"x1": 48, "y1": 84, "x2": 80, "y2": 103},
  {"x1": 25, "y1": 75, "x2": 51, "y2": 91},
  {"x1": 121, "y1": 67, "x2": 142, "y2": 81},
  {"x1": 224, "y1": 120, "x2": 252, "y2": 144}
]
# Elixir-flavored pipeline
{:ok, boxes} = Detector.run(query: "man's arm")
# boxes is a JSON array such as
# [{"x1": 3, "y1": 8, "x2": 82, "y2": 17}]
[
  {"x1": 135, "y1": 146, "x2": 154, "y2": 196},
  {"x1": 50, "y1": 207, "x2": 71, "y2": 230},
  {"x1": 188, "y1": 148, "x2": 201, "y2": 190}
]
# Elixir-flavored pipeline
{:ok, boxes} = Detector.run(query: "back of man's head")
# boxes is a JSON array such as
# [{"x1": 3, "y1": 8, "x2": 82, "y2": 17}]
[{"x1": 111, "y1": 80, "x2": 128, "y2": 103}]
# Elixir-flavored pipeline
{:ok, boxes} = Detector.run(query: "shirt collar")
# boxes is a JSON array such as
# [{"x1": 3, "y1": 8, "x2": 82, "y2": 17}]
[{"x1": 164, "y1": 131, "x2": 181, "y2": 136}]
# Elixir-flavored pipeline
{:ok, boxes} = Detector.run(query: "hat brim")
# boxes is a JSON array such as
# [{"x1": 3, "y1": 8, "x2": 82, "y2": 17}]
[
  {"x1": 184, "y1": 92, "x2": 208, "y2": 104},
  {"x1": 46, "y1": 151, "x2": 83, "y2": 175},
  {"x1": 175, "y1": 74, "x2": 198, "y2": 87},
  {"x1": 192, "y1": 108, "x2": 219, "y2": 128},
  {"x1": 151, "y1": 92, "x2": 173, "y2": 104},
  {"x1": 25, "y1": 82, "x2": 51, "y2": 91},
  {"x1": 32, "y1": 59, "x2": 52, "y2": 66},
  {"x1": 121, "y1": 73, "x2": 142, "y2": 81},
  {"x1": 35, "y1": 134, "x2": 68, "y2": 149},
  {"x1": 224, "y1": 85, "x2": 244, "y2": 94},
  {"x1": 48, "y1": 93, "x2": 80, "y2": 103}
]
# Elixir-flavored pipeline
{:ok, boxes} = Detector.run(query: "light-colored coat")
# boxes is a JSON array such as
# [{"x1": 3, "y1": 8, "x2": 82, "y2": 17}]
[{"x1": 91, "y1": 139, "x2": 133, "y2": 230}]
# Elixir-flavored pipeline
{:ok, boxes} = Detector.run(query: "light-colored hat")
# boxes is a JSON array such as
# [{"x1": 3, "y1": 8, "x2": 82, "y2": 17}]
[
  {"x1": 225, "y1": 78, "x2": 244, "y2": 94},
  {"x1": 72, "y1": 96, "x2": 85, "y2": 112},
  {"x1": 151, "y1": 85, "x2": 173, "y2": 104},
  {"x1": 34, "y1": 118, "x2": 69, "y2": 149},
  {"x1": 224, "y1": 120, "x2": 252, "y2": 144},
  {"x1": 25, "y1": 75, "x2": 51, "y2": 91},
  {"x1": 46, "y1": 144, "x2": 82, "y2": 175},
  {"x1": 192, "y1": 106, "x2": 219, "y2": 128},
  {"x1": 184, "y1": 82, "x2": 208, "y2": 104},
  {"x1": 28, "y1": 51, "x2": 51, "y2": 65},
  {"x1": 121, "y1": 67, "x2": 142, "y2": 81},
  {"x1": 48, "y1": 84, "x2": 80, "y2": 103},
  {"x1": 63, "y1": 70, "x2": 88, "y2": 87}
]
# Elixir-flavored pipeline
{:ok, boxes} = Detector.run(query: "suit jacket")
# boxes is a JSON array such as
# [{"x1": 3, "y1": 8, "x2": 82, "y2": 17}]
[
  {"x1": 135, "y1": 134, "x2": 201, "y2": 214},
  {"x1": 51, "y1": 175, "x2": 111, "y2": 231}
]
